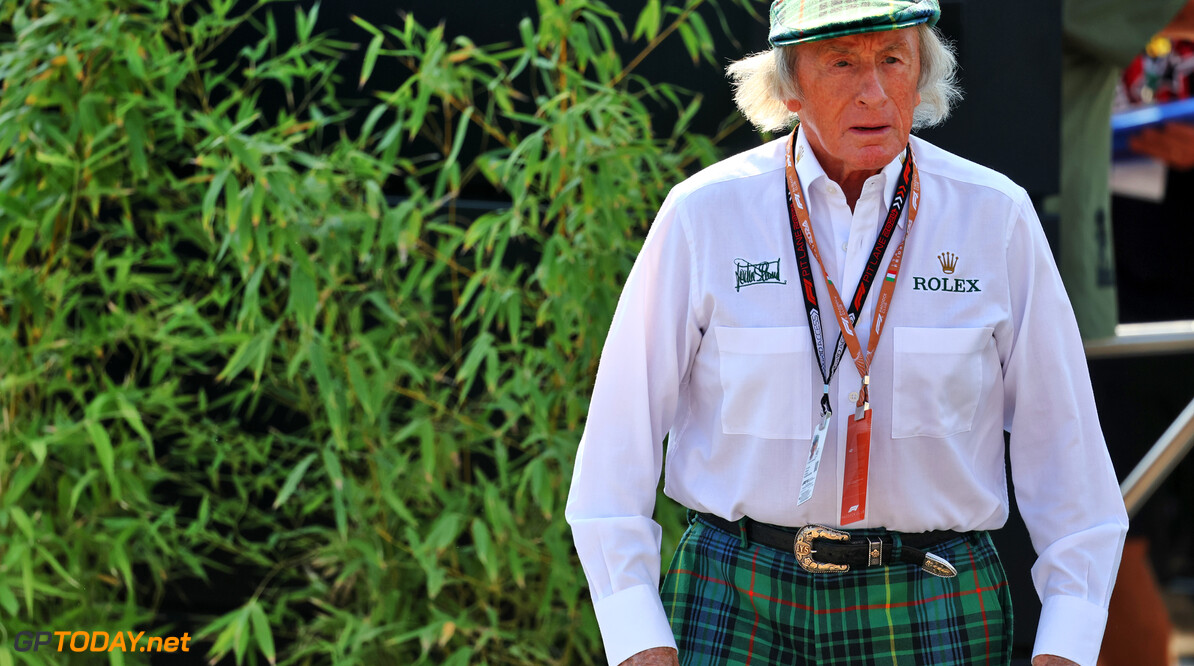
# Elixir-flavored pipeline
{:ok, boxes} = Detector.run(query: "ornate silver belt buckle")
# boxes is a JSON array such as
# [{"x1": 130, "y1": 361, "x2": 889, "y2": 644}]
[
  {"x1": 921, "y1": 552, "x2": 959, "y2": 578},
  {"x1": 793, "y1": 525, "x2": 850, "y2": 573}
]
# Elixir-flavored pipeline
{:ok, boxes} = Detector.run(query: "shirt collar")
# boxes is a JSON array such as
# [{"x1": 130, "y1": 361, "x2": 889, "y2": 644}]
[{"x1": 792, "y1": 126, "x2": 911, "y2": 228}]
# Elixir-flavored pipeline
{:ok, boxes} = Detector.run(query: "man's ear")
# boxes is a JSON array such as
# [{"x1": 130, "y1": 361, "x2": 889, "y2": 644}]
[{"x1": 784, "y1": 99, "x2": 801, "y2": 113}]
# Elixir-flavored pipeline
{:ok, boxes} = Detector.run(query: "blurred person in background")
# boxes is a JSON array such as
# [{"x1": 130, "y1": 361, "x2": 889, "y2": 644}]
[
  {"x1": 1061, "y1": 0, "x2": 1194, "y2": 339},
  {"x1": 1112, "y1": 34, "x2": 1194, "y2": 323},
  {"x1": 1113, "y1": 36, "x2": 1194, "y2": 327},
  {"x1": 567, "y1": 1, "x2": 1128, "y2": 665}
]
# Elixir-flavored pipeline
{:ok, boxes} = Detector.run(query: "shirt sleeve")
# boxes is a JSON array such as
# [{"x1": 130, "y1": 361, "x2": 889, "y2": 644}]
[
  {"x1": 996, "y1": 193, "x2": 1130, "y2": 666},
  {"x1": 1064, "y1": 0, "x2": 1188, "y2": 67},
  {"x1": 565, "y1": 190, "x2": 704, "y2": 666}
]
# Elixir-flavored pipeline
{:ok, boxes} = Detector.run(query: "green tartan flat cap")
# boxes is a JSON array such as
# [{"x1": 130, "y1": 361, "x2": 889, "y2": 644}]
[{"x1": 769, "y1": 0, "x2": 940, "y2": 47}]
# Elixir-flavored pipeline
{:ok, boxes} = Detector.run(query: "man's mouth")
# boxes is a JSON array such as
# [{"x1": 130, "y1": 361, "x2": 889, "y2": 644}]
[{"x1": 851, "y1": 125, "x2": 889, "y2": 132}]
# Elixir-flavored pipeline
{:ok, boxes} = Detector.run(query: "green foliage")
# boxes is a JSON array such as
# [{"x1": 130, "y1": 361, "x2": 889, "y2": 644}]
[{"x1": 0, "y1": 0, "x2": 759, "y2": 663}]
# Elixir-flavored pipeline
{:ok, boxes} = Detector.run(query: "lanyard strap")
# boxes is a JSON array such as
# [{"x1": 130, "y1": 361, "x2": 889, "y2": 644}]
[{"x1": 783, "y1": 129, "x2": 920, "y2": 414}]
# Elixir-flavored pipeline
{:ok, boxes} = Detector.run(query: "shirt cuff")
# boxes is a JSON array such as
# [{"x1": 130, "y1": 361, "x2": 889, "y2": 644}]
[
  {"x1": 593, "y1": 583, "x2": 677, "y2": 665},
  {"x1": 1032, "y1": 594, "x2": 1110, "y2": 666}
]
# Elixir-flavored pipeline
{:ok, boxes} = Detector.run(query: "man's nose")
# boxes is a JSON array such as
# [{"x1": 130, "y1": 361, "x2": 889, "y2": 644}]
[{"x1": 856, "y1": 65, "x2": 888, "y2": 105}]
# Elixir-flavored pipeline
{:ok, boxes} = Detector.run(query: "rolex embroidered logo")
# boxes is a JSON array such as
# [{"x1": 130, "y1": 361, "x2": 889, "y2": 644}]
[
  {"x1": 735, "y1": 258, "x2": 787, "y2": 291},
  {"x1": 913, "y1": 250, "x2": 981, "y2": 293},
  {"x1": 796, "y1": 145, "x2": 805, "y2": 165},
  {"x1": 938, "y1": 252, "x2": 958, "y2": 274}
]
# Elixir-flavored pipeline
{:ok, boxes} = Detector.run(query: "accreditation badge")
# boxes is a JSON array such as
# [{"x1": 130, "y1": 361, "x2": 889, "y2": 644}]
[
  {"x1": 798, "y1": 413, "x2": 831, "y2": 506},
  {"x1": 840, "y1": 407, "x2": 872, "y2": 525}
]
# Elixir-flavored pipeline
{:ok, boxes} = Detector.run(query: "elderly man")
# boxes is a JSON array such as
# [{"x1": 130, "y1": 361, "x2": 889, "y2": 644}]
[{"x1": 566, "y1": 2, "x2": 1128, "y2": 665}]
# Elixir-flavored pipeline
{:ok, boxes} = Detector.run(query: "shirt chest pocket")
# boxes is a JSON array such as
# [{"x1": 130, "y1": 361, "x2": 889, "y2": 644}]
[
  {"x1": 891, "y1": 326, "x2": 993, "y2": 439},
  {"x1": 714, "y1": 326, "x2": 813, "y2": 440}
]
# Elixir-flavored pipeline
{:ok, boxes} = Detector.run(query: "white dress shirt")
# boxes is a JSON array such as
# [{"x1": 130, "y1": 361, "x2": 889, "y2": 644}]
[{"x1": 565, "y1": 130, "x2": 1129, "y2": 666}]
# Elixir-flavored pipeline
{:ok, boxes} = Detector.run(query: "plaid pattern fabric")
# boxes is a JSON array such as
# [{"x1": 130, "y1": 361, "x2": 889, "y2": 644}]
[
  {"x1": 661, "y1": 516, "x2": 1012, "y2": 665},
  {"x1": 769, "y1": 0, "x2": 940, "y2": 47}
]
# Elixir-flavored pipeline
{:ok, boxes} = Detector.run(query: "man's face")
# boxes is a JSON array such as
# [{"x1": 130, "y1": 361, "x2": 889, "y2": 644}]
[{"x1": 785, "y1": 28, "x2": 921, "y2": 182}]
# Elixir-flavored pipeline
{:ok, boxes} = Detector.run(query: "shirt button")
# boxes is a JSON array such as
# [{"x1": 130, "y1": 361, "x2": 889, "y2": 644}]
[
  {"x1": 842, "y1": 242, "x2": 849, "y2": 252},
  {"x1": 848, "y1": 391, "x2": 859, "y2": 402}
]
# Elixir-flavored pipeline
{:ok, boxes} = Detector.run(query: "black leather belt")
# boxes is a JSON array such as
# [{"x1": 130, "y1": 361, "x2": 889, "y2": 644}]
[{"x1": 698, "y1": 513, "x2": 960, "y2": 578}]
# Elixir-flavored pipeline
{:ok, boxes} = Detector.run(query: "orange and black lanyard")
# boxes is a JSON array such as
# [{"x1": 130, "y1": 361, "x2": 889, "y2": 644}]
[{"x1": 783, "y1": 128, "x2": 921, "y2": 523}]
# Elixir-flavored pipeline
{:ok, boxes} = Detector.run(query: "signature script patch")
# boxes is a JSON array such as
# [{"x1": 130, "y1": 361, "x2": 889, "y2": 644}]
[{"x1": 735, "y1": 258, "x2": 787, "y2": 292}]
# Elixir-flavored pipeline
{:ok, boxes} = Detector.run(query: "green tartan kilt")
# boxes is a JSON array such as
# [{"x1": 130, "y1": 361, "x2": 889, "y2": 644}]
[{"x1": 660, "y1": 515, "x2": 1013, "y2": 665}]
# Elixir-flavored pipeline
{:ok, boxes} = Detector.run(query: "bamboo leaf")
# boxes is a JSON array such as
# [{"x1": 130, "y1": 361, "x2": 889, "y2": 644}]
[
  {"x1": 418, "y1": 420, "x2": 437, "y2": 481},
  {"x1": 443, "y1": 106, "x2": 473, "y2": 169},
  {"x1": 115, "y1": 394, "x2": 152, "y2": 451},
  {"x1": 68, "y1": 470, "x2": 99, "y2": 516},
  {"x1": 248, "y1": 602, "x2": 277, "y2": 665},
  {"x1": 633, "y1": 0, "x2": 662, "y2": 41},
  {"x1": 203, "y1": 168, "x2": 232, "y2": 228},
  {"x1": 350, "y1": 14, "x2": 383, "y2": 38},
  {"x1": 8, "y1": 506, "x2": 34, "y2": 542},
  {"x1": 677, "y1": 22, "x2": 701, "y2": 64},
  {"x1": 233, "y1": 604, "x2": 252, "y2": 665},
  {"x1": 21, "y1": 546, "x2": 33, "y2": 617},
  {"x1": 33, "y1": 151, "x2": 74, "y2": 168},
  {"x1": 346, "y1": 358, "x2": 377, "y2": 422},
  {"x1": 109, "y1": 543, "x2": 134, "y2": 592},
  {"x1": 687, "y1": 10, "x2": 717, "y2": 64},
  {"x1": 273, "y1": 453, "x2": 318, "y2": 509},
  {"x1": 360, "y1": 34, "x2": 383, "y2": 89},
  {"x1": 288, "y1": 264, "x2": 318, "y2": 329},
  {"x1": 84, "y1": 419, "x2": 116, "y2": 492},
  {"x1": 364, "y1": 292, "x2": 402, "y2": 325},
  {"x1": 33, "y1": 544, "x2": 82, "y2": 589},
  {"x1": 322, "y1": 447, "x2": 347, "y2": 540},
  {"x1": 216, "y1": 332, "x2": 265, "y2": 383},
  {"x1": 6, "y1": 221, "x2": 37, "y2": 264},
  {"x1": 426, "y1": 513, "x2": 463, "y2": 555},
  {"x1": 0, "y1": 583, "x2": 18, "y2": 617},
  {"x1": 2, "y1": 464, "x2": 41, "y2": 508},
  {"x1": 471, "y1": 518, "x2": 499, "y2": 584},
  {"x1": 125, "y1": 108, "x2": 149, "y2": 178},
  {"x1": 456, "y1": 332, "x2": 494, "y2": 399}
]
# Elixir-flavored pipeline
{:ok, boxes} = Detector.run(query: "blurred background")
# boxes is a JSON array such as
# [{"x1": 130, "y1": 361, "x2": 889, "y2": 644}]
[{"x1": 0, "y1": 0, "x2": 1191, "y2": 664}]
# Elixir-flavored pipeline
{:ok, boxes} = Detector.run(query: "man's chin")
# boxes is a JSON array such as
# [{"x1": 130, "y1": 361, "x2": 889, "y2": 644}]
[{"x1": 845, "y1": 146, "x2": 904, "y2": 172}]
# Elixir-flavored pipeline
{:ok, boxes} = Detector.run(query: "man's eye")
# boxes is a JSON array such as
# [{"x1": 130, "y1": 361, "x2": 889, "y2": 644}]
[
  {"x1": 833, "y1": 60, "x2": 850, "y2": 68},
  {"x1": 884, "y1": 56, "x2": 901, "y2": 64}
]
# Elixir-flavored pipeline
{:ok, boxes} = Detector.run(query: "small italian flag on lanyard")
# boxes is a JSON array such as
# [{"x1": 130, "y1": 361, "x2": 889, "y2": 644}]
[{"x1": 885, "y1": 270, "x2": 897, "y2": 283}]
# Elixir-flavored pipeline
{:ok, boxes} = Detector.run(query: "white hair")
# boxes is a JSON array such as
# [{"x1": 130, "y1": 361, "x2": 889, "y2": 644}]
[{"x1": 725, "y1": 24, "x2": 962, "y2": 133}]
